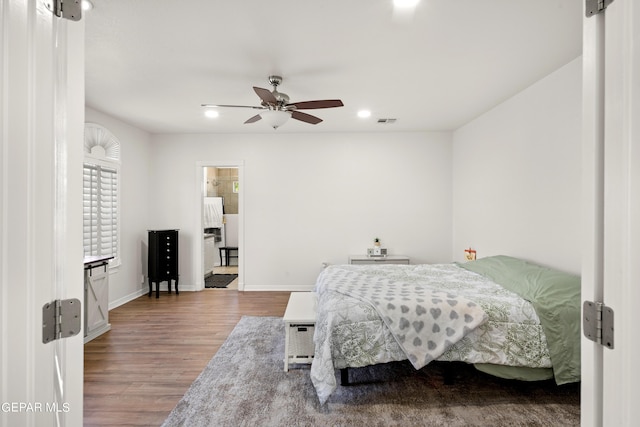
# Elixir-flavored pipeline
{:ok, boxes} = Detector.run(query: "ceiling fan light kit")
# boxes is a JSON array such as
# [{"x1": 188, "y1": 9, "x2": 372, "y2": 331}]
[
  {"x1": 260, "y1": 110, "x2": 291, "y2": 129},
  {"x1": 202, "y1": 75, "x2": 343, "y2": 130}
]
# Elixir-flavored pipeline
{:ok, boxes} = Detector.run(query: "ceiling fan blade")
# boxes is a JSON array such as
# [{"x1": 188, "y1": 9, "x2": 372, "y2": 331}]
[
  {"x1": 201, "y1": 104, "x2": 265, "y2": 110},
  {"x1": 286, "y1": 100, "x2": 344, "y2": 110},
  {"x1": 244, "y1": 114, "x2": 262, "y2": 124},
  {"x1": 291, "y1": 110, "x2": 322, "y2": 125},
  {"x1": 253, "y1": 87, "x2": 278, "y2": 105}
]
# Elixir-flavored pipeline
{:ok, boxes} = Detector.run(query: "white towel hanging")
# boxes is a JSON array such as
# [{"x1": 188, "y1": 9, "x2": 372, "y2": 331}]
[{"x1": 204, "y1": 197, "x2": 223, "y2": 228}]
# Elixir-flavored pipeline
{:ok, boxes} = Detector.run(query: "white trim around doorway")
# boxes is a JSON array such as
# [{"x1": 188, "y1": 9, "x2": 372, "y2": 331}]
[{"x1": 194, "y1": 160, "x2": 244, "y2": 291}]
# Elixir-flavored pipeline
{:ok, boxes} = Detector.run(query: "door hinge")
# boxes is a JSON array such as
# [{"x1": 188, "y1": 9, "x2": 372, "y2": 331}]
[
  {"x1": 586, "y1": 0, "x2": 615, "y2": 17},
  {"x1": 583, "y1": 301, "x2": 614, "y2": 349},
  {"x1": 45, "y1": 0, "x2": 83, "y2": 22},
  {"x1": 42, "y1": 299, "x2": 81, "y2": 344}
]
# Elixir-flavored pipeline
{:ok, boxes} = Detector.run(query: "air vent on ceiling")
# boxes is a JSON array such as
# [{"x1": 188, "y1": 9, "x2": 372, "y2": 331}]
[{"x1": 377, "y1": 118, "x2": 397, "y2": 124}]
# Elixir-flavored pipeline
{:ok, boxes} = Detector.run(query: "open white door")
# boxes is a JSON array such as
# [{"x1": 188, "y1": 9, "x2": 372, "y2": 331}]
[
  {"x1": 582, "y1": 0, "x2": 640, "y2": 425},
  {"x1": 1, "y1": 1, "x2": 85, "y2": 426}
]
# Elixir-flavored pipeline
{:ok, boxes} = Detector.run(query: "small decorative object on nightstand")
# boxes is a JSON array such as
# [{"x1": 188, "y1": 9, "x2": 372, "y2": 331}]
[
  {"x1": 367, "y1": 237, "x2": 388, "y2": 257},
  {"x1": 464, "y1": 248, "x2": 477, "y2": 261}
]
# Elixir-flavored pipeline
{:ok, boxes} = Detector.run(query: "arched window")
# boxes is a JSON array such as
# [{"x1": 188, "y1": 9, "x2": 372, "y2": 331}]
[{"x1": 83, "y1": 123, "x2": 121, "y2": 266}]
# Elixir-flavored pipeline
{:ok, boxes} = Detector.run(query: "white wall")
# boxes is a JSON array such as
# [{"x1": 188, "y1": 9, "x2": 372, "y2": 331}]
[
  {"x1": 85, "y1": 107, "x2": 153, "y2": 307},
  {"x1": 149, "y1": 132, "x2": 453, "y2": 291},
  {"x1": 86, "y1": 56, "x2": 582, "y2": 300},
  {"x1": 451, "y1": 57, "x2": 582, "y2": 274}
]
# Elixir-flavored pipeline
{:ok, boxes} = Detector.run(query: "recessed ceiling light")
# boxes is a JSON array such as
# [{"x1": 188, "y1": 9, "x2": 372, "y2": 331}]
[
  {"x1": 357, "y1": 110, "x2": 371, "y2": 118},
  {"x1": 81, "y1": 0, "x2": 94, "y2": 11},
  {"x1": 204, "y1": 109, "x2": 219, "y2": 119},
  {"x1": 393, "y1": 0, "x2": 419, "y2": 8}
]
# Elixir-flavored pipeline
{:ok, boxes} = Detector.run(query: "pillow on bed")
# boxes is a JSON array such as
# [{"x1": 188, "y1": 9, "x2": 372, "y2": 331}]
[
  {"x1": 457, "y1": 255, "x2": 581, "y2": 385},
  {"x1": 457, "y1": 255, "x2": 579, "y2": 301}
]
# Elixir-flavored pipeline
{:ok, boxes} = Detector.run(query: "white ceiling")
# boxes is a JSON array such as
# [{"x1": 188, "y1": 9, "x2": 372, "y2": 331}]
[{"x1": 84, "y1": 0, "x2": 582, "y2": 135}]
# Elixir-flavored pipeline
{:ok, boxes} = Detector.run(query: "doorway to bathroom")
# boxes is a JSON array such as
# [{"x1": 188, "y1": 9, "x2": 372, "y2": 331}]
[
  {"x1": 203, "y1": 166, "x2": 238, "y2": 289},
  {"x1": 196, "y1": 161, "x2": 243, "y2": 291}
]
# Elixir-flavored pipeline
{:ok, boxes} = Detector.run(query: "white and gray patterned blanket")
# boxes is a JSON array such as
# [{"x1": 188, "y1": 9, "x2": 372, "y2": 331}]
[
  {"x1": 319, "y1": 265, "x2": 487, "y2": 371},
  {"x1": 310, "y1": 263, "x2": 551, "y2": 405}
]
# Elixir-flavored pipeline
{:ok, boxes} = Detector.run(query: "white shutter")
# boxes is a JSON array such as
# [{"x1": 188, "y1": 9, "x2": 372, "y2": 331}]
[
  {"x1": 83, "y1": 164, "x2": 98, "y2": 255},
  {"x1": 83, "y1": 163, "x2": 118, "y2": 259}
]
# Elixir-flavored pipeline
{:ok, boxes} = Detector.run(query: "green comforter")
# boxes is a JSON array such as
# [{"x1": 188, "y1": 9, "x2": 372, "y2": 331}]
[{"x1": 457, "y1": 255, "x2": 581, "y2": 384}]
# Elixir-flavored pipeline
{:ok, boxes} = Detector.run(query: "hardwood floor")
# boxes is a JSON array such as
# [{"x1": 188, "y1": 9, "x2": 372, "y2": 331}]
[{"x1": 84, "y1": 290, "x2": 290, "y2": 426}]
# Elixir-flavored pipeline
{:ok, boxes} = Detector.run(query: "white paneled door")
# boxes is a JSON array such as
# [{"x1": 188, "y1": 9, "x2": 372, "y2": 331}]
[
  {"x1": 582, "y1": 0, "x2": 640, "y2": 425},
  {"x1": 1, "y1": 1, "x2": 84, "y2": 426}
]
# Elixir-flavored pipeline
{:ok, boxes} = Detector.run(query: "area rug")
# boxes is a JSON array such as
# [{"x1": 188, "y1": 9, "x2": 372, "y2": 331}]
[
  {"x1": 204, "y1": 274, "x2": 237, "y2": 288},
  {"x1": 162, "y1": 316, "x2": 580, "y2": 427}
]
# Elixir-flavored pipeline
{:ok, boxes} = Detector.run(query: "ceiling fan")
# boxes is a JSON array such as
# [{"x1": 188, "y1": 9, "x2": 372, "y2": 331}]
[{"x1": 201, "y1": 75, "x2": 344, "y2": 129}]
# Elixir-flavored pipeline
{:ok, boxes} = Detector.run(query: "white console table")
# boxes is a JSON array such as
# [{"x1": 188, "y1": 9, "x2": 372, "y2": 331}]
[
  {"x1": 348, "y1": 255, "x2": 410, "y2": 265},
  {"x1": 83, "y1": 255, "x2": 113, "y2": 343}
]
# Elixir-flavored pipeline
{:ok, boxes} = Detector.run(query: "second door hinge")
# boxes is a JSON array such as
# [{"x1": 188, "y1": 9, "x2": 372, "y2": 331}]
[
  {"x1": 42, "y1": 299, "x2": 81, "y2": 344},
  {"x1": 583, "y1": 301, "x2": 614, "y2": 349},
  {"x1": 586, "y1": 0, "x2": 615, "y2": 17},
  {"x1": 45, "y1": 0, "x2": 82, "y2": 21}
]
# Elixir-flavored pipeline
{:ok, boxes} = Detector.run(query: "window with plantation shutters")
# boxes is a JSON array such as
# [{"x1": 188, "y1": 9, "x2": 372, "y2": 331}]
[
  {"x1": 83, "y1": 123, "x2": 121, "y2": 266},
  {"x1": 83, "y1": 164, "x2": 118, "y2": 258}
]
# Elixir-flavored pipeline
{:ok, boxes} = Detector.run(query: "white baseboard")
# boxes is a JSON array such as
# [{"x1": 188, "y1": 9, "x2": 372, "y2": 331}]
[
  {"x1": 110, "y1": 281, "x2": 300, "y2": 311},
  {"x1": 84, "y1": 323, "x2": 111, "y2": 343},
  {"x1": 109, "y1": 282, "x2": 202, "y2": 311},
  {"x1": 242, "y1": 284, "x2": 315, "y2": 292},
  {"x1": 109, "y1": 288, "x2": 147, "y2": 310}
]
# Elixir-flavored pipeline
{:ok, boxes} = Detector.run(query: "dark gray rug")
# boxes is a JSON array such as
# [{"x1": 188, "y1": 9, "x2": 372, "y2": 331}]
[
  {"x1": 204, "y1": 274, "x2": 237, "y2": 288},
  {"x1": 162, "y1": 316, "x2": 580, "y2": 427}
]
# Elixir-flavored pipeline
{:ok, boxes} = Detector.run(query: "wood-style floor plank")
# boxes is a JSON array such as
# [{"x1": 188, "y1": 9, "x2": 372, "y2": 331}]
[{"x1": 83, "y1": 290, "x2": 290, "y2": 426}]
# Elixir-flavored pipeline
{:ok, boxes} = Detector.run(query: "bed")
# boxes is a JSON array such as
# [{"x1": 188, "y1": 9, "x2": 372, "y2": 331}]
[{"x1": 309, "y1": 255, "x2": 581, "y2": 404}]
